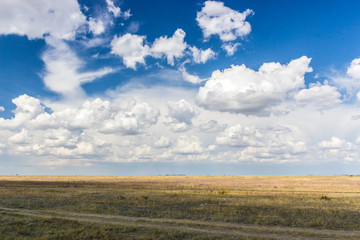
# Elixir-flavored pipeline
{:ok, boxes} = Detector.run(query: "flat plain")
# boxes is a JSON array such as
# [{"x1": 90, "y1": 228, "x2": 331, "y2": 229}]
[{"x1": 0, "y1": 175, "x2": 360, "y2": 239}]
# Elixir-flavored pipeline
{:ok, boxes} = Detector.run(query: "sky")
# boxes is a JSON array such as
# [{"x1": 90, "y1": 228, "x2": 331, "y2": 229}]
[{"x1": 1, "y1": 0, "x2": 360, "y2": 175}]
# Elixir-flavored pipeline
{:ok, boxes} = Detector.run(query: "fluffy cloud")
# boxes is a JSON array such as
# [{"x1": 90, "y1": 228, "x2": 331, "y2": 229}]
[
  {"x1": 0, "y1": 95, "x2": 44, "y2": 129},
  {"x1": 179, "y1": 62, "x2": 207, "y2": 84},
  {"x1": 106, "y1": 0, "x2": 131, "y2": 19},
  {"x1": 198, "y1": 120, "x2": 226, "y2": 132},
  {"x1": 0, "y1": 94, "x2": 161, "y2": 161},
  {"x1": 318, "y1": 137, "x2": 352, "y2": 150},
  {"x1": 88, "y1": 18, "x2": 106, "y2": 35},
  {"x1": 196, "y1": 56, "x2": 313, "y2": 115},
  {"x1": 196, "y1": 1, "x2": 253, "y2": 42},
  {"x1": 110, "y1": 29, "x2": 217, "y2": 70},
  {"x1": 110, "y1": 29, "x2": 187, "y2": 69},
  {"x1": 216, "y1": 124, "x2": 262, "y2": 147},
  {"x1": 0, "y1": 0, "x2": 86, "y2": 40},
  {"x1": 165, "y1": 99, "x2": 198, "y2": 132},
  {"x1": 172, "y1": 135, "x2": 203, "y2": 154},
  {"x1": 315, "y1": 137, "x2": 356, "y2": 161},
  {"x1": 1, "y1": 95, "x2": 160, "y2": 135},
  {"x1": 331, "y1": 58, "x2": 360, "y2": 100},
  {"x1": 347, "y1": 58, "x2": 360, "y2": 79},
  {"x1": 294, "y1": 83, "x2": 341, "y2": 110},
  {"x1": 110, "y1": 33, "x2": 150, "y2": 69},
  {"x1": 221, "y1": 42, "x2": 241, "y2": 56},
  {"x1": 151, "y1": 29, "x2": 187, "y2": 66},
  {"x1": 190, "y1": 46, "x2": 215, "y2": 64},
  {"x1": 43, "y1": 38, "x2": 115, "y2": 97},
  {"x1": 154, "y1": 136, "x2": 172, "y2": 148},
  {"x1": 223, "y1": 125, "x2": 307, "y2": 162},
  {"x1": 100, "y1": 101, "x2": 160, "y2": 135}
]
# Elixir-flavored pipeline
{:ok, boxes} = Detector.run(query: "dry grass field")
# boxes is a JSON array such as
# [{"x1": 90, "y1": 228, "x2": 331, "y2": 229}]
[{"x1": 0, "y1": 175, "x2": 360, "y2": 239}]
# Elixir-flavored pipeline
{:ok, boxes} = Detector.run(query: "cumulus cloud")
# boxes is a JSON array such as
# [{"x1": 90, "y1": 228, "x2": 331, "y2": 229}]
[
  {"x1": 196, "y1": 56, "x2": 313, "y2": 115},
  {"x1": 331, "y1": 58, "x2": 360, "y2": 101},
  {"x1": 196, "y1": 1, "x2": 253, "y2": 42},
  {"x1": 165, "y1": 99, "x2": 198, "y2": 132},
  {"x1": 0, "y1": 106, "x2": 4, "y2": 112},
  {"x1": 216, "y1": 124, "x2": 262, "y2": 147},
  {"x1": 0, "y1": 94, "x2": 161, "y2": 161},
  {"x1": 154, "y1": 136, "x2": 172, "y2": 148},
  {"x1": 151, "y1": 29, "x2": 187, "y2": 66},
  {"x1": 88, "y1": 18, "x2": 106, "y2": 35},
  {"x1": 294, "y1": 83, "x2": 341, "y2": 110},
  {"x1": 0, "y1": 0, "x2": 86, "y2": 40},
  {"x1": 189, "y1": 46, "x2": 215, "y2": 64},
  {"x1": 110, "y1": 33, "x2": 150, "y2": 69},
  {"x1": 172, "y1": 135, "x2": 203, "y2": 154},
  {"x1": 106, "y1": 0, "x2": 131, "y2": 19},
  {"x1": 9, "y1": 129, "x2": 31, "y2": 144},
  {"x1": 198, "y1": 120, "x2": 227, "y2": 132},
  {"x1": 223, "y1": 125, "x2": 307, "y2": 162},
  {"x1": 221, "y1": 42, "x2": 241, "y2": 56},
  {"x1": 318, "y1": 137, "x2": 352, "y2": 150},
  {"x1": 179, "y1": 62, "x2": 207, "y2": 84},
  {"x1": 110, "y1": 28, "x2": 217, "y2": 70},
  {"x1": 100, "y1": 101, "x2": 160, "y2": 135},
  {"x1": 110, "y1": 29, "x2": 187, "y2": 69},
  {"x1": 43, "y1": 38, "x2": 116, "y2": 97},
  {"x1": 0, "y1": 94, "x2": 44, "y2": 129},
  {"x1": 347, "y1": 58, "x2": 360, "y2": 79}
]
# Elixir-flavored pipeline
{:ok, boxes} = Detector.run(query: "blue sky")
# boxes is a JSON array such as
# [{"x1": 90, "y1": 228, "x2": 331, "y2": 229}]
[{"x1": 1, "y1": 0, "x2": 360, "y2": 175}]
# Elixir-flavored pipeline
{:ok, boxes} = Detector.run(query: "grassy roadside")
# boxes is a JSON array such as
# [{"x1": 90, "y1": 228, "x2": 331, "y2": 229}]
[{"x1": 0, "y1": 175, "x2": 359, "y2": 239}]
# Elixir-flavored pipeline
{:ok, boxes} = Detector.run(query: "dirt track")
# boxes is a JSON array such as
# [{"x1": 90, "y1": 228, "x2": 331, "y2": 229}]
[{"x1": 1, "y1": 207, "x2": 359, "y2": 239}]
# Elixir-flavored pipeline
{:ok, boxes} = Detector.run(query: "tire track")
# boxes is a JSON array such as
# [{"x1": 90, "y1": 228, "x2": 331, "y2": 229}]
[{"x1": 1, "y1": 207, "x2": 359, "y2": 240}]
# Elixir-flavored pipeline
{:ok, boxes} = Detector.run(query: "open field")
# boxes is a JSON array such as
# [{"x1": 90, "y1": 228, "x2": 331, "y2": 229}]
[{"x1": 0, "y1": 175, "x2": 360, "y2": 239}]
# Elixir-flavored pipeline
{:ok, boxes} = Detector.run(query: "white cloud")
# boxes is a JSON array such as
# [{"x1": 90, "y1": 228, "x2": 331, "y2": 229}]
[
  {"x1": 106, "y1": 0, "x2": 131, "y2": 19},
  {"x1": 0, "y1": 0, "x2": 86, "y2": 40},
  {"x1": 0, "y1": 94, "x2": 162, "y2": 162},
  {"x1": 110, "y1": 33, "x2": 150, "y2": 69},
  {"x1": 2, "y1": 83, "x2": 360, "y2": 166},
  {"x1": 198, "y1": 120, "x2": 226, "y2": 132},
  {"x1": 347, "y1": 58, "x2": 360, "y2": 79},
  {"x1": 196, "y1": 1, "x2": 253, "y2": 42},
  {"x1": 88, "y1": 18, "x2": 105, "y2": 35},
  {"x1": 0, "y1": 94, "x2": 45, "y2": 129},
  {"x1": 172, "y1": 135, "x2": 203, "y2": 154},
  {"x1": 100, "y1": 101, "x2": 160, "y2": 135},
  {"x1": 331, "y1": 58, "x2": 360, "y2": 101},
  {"x1": 190, "y1": 46, "x2": 215, "y2": 64},
  {"x1": 151, "y1": 29, "x2": 187, "y2": 66},
  {"x1": 318, "y1": 137, "x2": 352, "y2": 150},
  {"x1": 106, "y1": 0, "x2": 121, "y2": 17},
  {"x1": 216, "y1": 124, "x2": 262, "y2": 147},
  {"x1": 221, "y1": 42, "x2": 241, "y2": 56},
  {"x1": 196, "y1": 56, "x2": 313, "y2": 115},
  {"x1": 179, "y1": 62, "x2": 207, "y2": 84},
  {"x1": 165, "y1": 99, "x2": 198, "y2": 132},
  {"x1": 9, "y1": 129, "x2": 31, "y2": 144},
  {"x1": 43, "y1": 37, "x2": 115, "y2": 97},
  {"x1": 110, "y1": 29, "x2": 215, "y2": 70},
  {"x1": 0, "y1": 106, "x2": 4, "y2": 112},
  {"x1": 294, "y1": 83, "x2": 342, "y2": 110},
  {"x1": 154, "y1": 136, "x2": 172, "y2": 148},
  {"x1": 225, "y1": 125, "x2": 307, "y2": 162}
]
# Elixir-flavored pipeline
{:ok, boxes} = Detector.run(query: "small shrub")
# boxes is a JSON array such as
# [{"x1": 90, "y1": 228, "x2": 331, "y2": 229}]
[
  {"x1": 218, "y1": 190, "x2": 227, "y2": 195},
  {"x1": 320, "y1": 195, "x2": 331, "y2": 200}
]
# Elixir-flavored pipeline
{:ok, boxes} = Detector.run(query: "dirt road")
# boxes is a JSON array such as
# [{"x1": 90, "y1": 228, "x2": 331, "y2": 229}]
[{"x1": 1, "y1": 207, "x2": 359, "y2": 239}]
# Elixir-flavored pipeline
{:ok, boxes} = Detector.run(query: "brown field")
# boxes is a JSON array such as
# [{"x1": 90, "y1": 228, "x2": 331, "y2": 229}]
[{"x1": 0, "y1": 175, "x2": 360, "y2": 239}]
